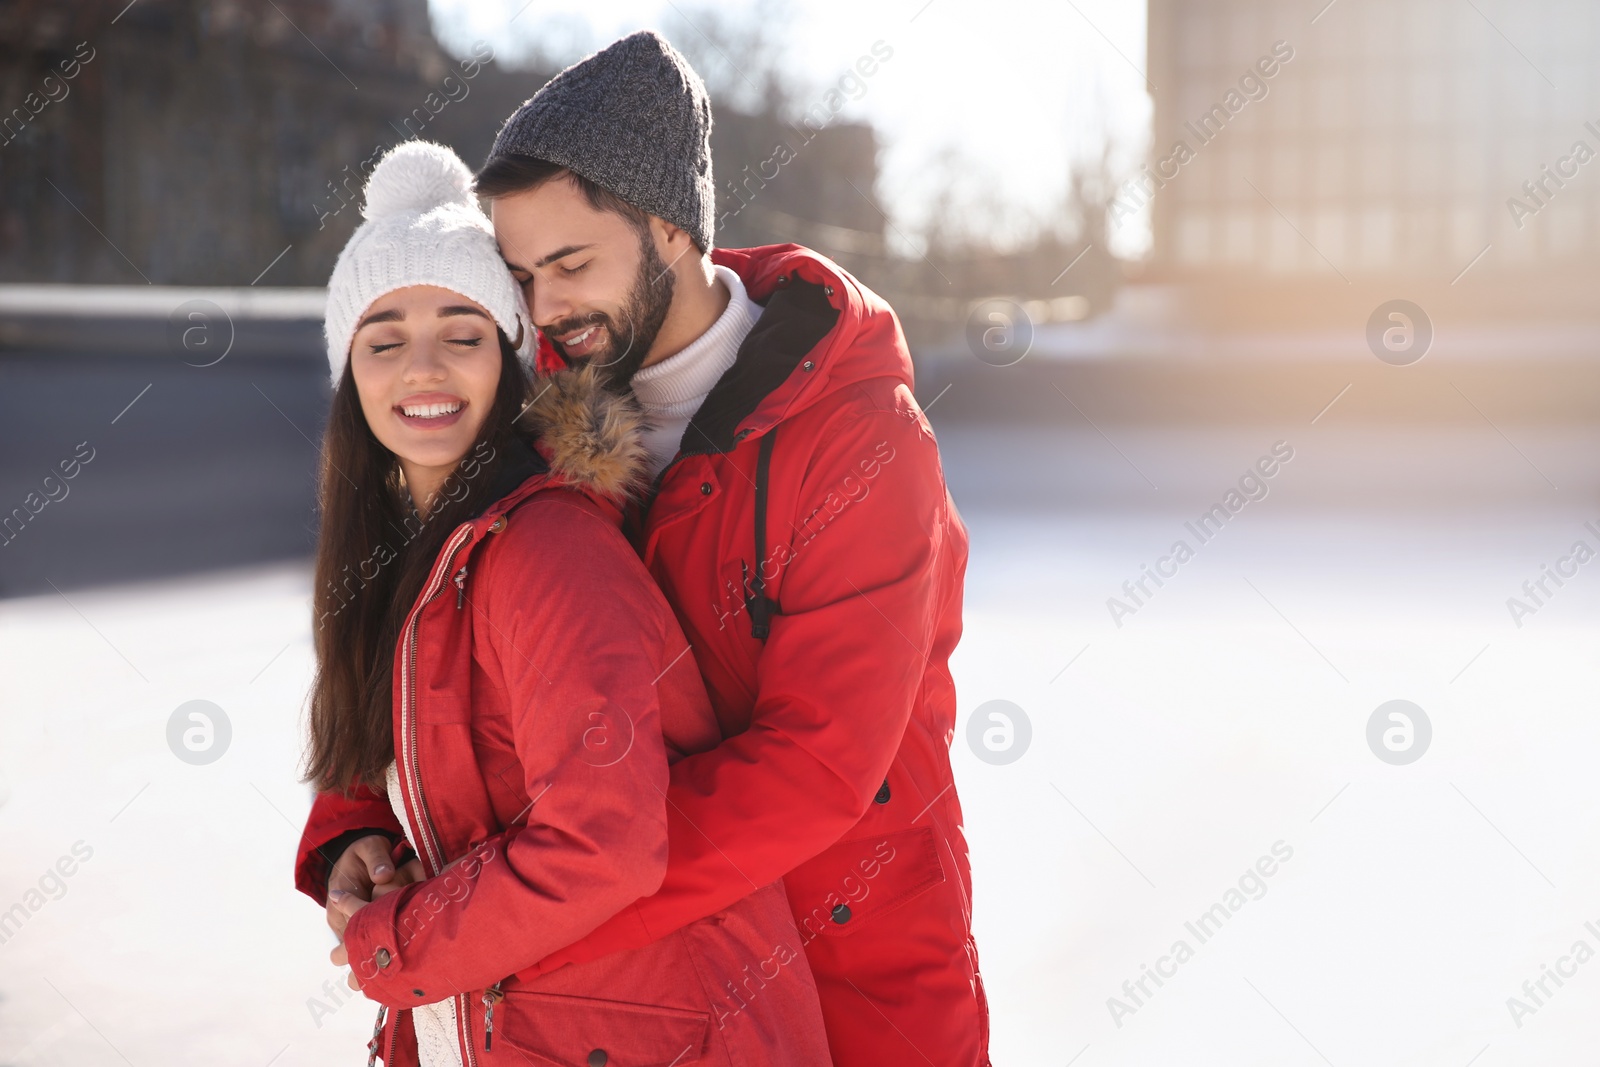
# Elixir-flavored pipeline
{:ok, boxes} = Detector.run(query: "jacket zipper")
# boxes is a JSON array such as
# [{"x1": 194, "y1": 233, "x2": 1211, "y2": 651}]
[
  {"x1": 398, "y1": 522, "x2": 482, "y2": 1066},
  {"x1": 457, "y1": 534, "x2": 509, "y2": 1049},
  {"x1": 401, "y1": 524, "x2": 473, "y2": 875},
  {"x1": 366, "y1": 1004, "x2": 388, "y2": 1067},
  {"x1": 482, "y1": 980, "x2": 505, "y2": 1050}
]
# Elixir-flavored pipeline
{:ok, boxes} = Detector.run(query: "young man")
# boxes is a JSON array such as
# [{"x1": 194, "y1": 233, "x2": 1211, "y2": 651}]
[{"x1": 295, "y1": 30, "x2": 988, "y2": 1066}]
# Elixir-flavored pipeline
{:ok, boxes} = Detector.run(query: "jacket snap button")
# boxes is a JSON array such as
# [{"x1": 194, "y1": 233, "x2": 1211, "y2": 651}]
[
  {"x1": 802, "y1": 360, "x2": 814, "y2": 371},
  {"x1": 487, "y1": 517, "x2": 504, "y2": 533},
  {"x1": 412, "y1": 988, "x2": 424, "y2": 997},
  {"x1": 824, "y1": 285, "x2": 834, "y2": 297},
  {"x1": 587, "y1": 1050, "x2": 608, "y2": 1067},
  {"x1": 831, "y1": 903, "x2": 852, "y2": 924},
  {"x1": 375, "y1": 948, "x2": 391, "y2": 968},
  {"x1": 776, "y1": 274, "x2": 788, "y2": 285},
  {"x1": 700, "y1": 482, "x2": 712, "y2": 495},
  {"x1": 874, "y1": 779, "x2": 890, "y2": 804}
]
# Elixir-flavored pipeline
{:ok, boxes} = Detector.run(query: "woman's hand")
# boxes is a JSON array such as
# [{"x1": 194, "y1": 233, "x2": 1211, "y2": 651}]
[
  {"x1": 325, "y1": 835, "x2": 404, "y2": 940},
  {"x1": 329, "y1": 889, "x2": 374, "y2": 991},
  {"x1": 372, "y1": 858, "x2": 425, "y2": 899},
  {"x1": 329, "y1": 858, "x2": 424, "y2": 990}
]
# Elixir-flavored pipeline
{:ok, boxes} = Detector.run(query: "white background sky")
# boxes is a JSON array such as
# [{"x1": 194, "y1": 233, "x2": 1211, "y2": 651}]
[{"x1": 427, "y1": 0, "x2": 1153, "y2": 257}]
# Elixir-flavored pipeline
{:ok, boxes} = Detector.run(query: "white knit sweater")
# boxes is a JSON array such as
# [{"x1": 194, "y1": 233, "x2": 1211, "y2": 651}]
[
  {"x1": 630, "y1": 264, "x2": 764, "y2": 478},
  {"x1": 384, "y1": 760, "x2": 464, "y2": 1067}
]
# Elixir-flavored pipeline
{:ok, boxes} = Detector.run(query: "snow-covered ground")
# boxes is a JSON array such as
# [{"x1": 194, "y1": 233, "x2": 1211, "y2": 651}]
[
  {"x1": 956, "y1": 508, "x2": 1600, "y2": 1067},
  {"x1": 2, "y1": 424, "x2": 1597, "y2": 1065}
]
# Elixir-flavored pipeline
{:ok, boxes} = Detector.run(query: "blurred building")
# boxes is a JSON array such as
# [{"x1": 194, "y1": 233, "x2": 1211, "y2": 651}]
[
  {"x1": 1141, "y1": 0, "x2": 1600, "y2": 322},
  {"x1": 908, "y1": 0, "x2": 1600, "y2": 438},
  {"x1": 0, "y1": 0, "x2": 881, "y2": 288},
  {"x1": 0, "y1": 0, "x2": 464, "y2": 285}
]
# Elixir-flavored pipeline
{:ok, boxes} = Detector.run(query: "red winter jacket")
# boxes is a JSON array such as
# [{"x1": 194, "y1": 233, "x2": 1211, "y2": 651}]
[
  {"x1": 297, "y1": 246, "x2": 988, "y2": 1067},
  {"x1": 298, "y1": 365, "x2": 831, "y2": 1066}
]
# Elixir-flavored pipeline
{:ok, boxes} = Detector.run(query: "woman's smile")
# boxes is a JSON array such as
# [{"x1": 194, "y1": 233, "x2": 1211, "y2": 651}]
[{"x1": 394, "y1": 391, "x2": 467, "y2": 430}]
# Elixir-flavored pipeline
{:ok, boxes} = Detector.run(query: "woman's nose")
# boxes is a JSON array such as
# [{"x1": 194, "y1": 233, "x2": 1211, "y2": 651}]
[{"x1": 401, "y1": 342, "x2": 449, "y2": 380}]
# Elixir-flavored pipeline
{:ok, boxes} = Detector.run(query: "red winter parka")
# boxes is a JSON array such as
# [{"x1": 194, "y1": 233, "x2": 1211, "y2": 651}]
[
  {"x1": 299, "y1": 245, "x2": 987, "y2": 1067},
  {"x1": 538, "y1": 245, "x2": 988, "y2": 1066},
  {"x1": 300, "y1": 365, "x2": 831, "y2": 1067}
]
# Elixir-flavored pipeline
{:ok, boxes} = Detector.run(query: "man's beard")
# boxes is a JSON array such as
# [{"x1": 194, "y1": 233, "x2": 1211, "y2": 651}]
[{"x1": 549, "y1": 233, "x2": 676, "y2": 389}]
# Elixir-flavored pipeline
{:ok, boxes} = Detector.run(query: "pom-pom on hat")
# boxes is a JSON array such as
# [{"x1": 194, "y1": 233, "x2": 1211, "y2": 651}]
[{"x1": 324, "y1": 141, "x2": 531, "y2": 383}]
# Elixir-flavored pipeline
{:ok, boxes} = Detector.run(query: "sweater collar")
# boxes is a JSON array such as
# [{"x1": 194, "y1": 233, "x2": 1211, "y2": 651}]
[{"x1": 630, "y1": 264, "x2": 762, "y2": 412}]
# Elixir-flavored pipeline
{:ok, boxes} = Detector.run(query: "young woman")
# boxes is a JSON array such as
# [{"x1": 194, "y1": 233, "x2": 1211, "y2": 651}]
[{"x1": 299, "y1": 140, "x2": 831, "y2": 1066}]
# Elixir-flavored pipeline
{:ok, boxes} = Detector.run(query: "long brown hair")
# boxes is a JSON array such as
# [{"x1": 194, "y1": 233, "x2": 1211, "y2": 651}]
[{"x1": 302, "y1": 328, "x2": 534, "y2": 794}]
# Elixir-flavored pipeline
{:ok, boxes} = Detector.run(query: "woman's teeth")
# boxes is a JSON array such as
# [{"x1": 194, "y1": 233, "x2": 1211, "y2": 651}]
[{"x1": 401, "y1": 401, "x2": 462, "y2": 418}]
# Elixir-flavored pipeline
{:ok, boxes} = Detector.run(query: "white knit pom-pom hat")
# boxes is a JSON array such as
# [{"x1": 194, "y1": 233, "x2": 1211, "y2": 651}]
[{"x1": 323, "y1": 140, "x2": 531, "y2": 383}]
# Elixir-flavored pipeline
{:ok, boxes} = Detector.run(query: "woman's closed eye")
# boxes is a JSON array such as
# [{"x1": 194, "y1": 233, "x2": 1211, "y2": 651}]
[{"x1": 367, "y1": 336, "x2": 483, "y2": 353}]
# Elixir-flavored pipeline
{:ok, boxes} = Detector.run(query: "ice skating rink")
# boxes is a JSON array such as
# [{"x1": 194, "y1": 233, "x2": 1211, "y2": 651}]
[{"x1": 2, "y1": 421, "x2": 1597, "y2": 1065}]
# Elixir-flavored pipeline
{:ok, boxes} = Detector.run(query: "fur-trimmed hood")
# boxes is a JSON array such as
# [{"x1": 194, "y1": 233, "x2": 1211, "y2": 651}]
[{"x1": 516, "y1": 361, "x2": 650, "y2": 502}]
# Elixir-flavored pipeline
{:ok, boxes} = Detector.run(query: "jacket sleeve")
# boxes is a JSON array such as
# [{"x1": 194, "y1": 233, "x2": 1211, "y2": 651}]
[
  {"x1": 340, "y1": 500, "x2": 672, "y2": 1006},
  {"x1": 294, "y1": 785, "x2": 405, "y2": 906},
  {"x1": 532, "y1": 396, "x2": 956, "y2": 973}
]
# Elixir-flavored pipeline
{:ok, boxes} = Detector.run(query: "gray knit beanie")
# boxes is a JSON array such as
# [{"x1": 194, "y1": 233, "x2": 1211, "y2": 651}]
[{"x1": 486, "y1": 30, "x2": 715, "y2": 251}]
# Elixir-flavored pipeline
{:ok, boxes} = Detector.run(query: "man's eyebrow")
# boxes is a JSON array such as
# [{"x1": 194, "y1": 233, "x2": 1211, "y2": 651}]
[
  {"x1": 437, "y1": 305, "x2": 492, "y2": 320},
  {"x1": 356, "y1": 308, "x2": 403, "y2": 329},
  {"x1": 532, "y1": 243, "x2": 594, "y2": 269}
]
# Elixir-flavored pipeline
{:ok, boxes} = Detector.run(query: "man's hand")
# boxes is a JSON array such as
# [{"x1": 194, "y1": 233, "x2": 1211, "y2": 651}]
[{"x1": 325, "y1": 834, "x2": 423, "y2": 940}]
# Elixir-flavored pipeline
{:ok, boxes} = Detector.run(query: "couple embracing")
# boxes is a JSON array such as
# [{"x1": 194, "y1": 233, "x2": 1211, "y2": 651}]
[{"x1": 293, "y1": 30, "x2": 986, "y2": 1067}]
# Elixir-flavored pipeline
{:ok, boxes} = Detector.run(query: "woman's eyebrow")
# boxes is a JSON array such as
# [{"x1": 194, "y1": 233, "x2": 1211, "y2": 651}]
[
  {"x1": 356, "y1": 307, "x2": 404, "y2": 329},
  {"x1": 437, "y1": 306, "x2": 492, "y2": 319}
]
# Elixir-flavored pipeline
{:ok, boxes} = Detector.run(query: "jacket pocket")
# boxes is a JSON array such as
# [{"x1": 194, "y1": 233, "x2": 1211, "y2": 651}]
[
  {"x1": 495, "y1": 990, "x2": 710, "y2": 1067},
  {"x1": 781, "y1": 824, "x2": 947, "y2": 941}
]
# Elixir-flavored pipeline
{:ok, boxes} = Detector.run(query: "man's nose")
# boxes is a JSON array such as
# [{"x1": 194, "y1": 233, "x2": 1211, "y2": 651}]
[{"x1": 530, "y1": 281, "x2": 570, "y2": 331}]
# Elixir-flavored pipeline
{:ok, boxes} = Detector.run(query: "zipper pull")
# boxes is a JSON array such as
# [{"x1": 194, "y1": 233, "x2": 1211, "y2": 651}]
[
  {"x1": 482, "y1": 980, "x2": 505, "y2": 1050},
  {"x1": 454, "y1": 566, "x2": 468, "y2": 609},
  {"x1": 366, "y1": 1004, "x2": 388, "y2": 1067}
]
